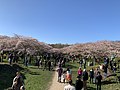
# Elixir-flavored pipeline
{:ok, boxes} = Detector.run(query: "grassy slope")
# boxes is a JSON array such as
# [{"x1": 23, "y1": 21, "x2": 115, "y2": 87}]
[
  {"x1": 23, "y1": 66, "x2": 53, "y2": 90},
  {"x1": 0, "y1": 64, "x2": 17, "y2": 90},
  {"x1": 0, "y1": 63, "x2": 53, "y2": 90},
  {"x1": 65, "y1": 61, "x2": 120, "y2": 90}
]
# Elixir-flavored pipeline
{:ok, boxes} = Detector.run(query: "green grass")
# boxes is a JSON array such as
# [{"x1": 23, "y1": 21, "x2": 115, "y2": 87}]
[
  {"x1": 23, "y1": 66, "x2": 53, "y2": 90},
  {"x1": 0, "y1": 63, "x2": 53, "y2": 90},
  {"x1": 65, "y1": 61, "x2": 120, "y2": 90}
]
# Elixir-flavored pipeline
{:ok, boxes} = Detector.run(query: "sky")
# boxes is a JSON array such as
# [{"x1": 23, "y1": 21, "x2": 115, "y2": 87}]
[{"x1": 0, "y1": 0, "x2": 120, "y2": 44}]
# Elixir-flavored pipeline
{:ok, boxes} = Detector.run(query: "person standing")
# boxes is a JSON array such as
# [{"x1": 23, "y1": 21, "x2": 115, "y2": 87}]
[
  {"x1": 103, "y1": 64, "x2": 108, "y2": 78},
  {"x1": 77, "y1": 67, "x2": 83, "y2": 77},
  {"x1": 83, "y1": 58, "x2": 86, "y2": 69},
  {"x1": 95, "y1": 72, "x2": 102, "y2": 90},
  {"x1": 62, "y1": 71, "x2": 66, "y2": 84},
  {"x1": 79, "y1": 59, "x2": 83, "y2": 68},
  {"x1": 66, "y1": 68, "x2": 72, "y2": 82},
  {"x1": 89, "y1": 68, "x2": 94, "y2": 84},
  {"x1": 48, "y1": 60, "x2": 51, "y2": 71},
  {"x1": 82, "y1": 69, "x2": 88, "y2": 90},
  {"x1": 110, "y1": 60, "x2": 113, "y2": 70},
  {"x1": 75, "y1": 76, "x2": 83, "y2": 90},
  {"x1": 8, "y1": 53, "x2": 13, "y2": 65},
  {"x1": 43, "y1": 60, "x2": 47, "y2": 71},
  {"x1": 64, "y1": 80, "x2": 75, "y2": 90},
  {"x1": 51, "y1": 61, "x2": 54, "y2": 70},
  {"x1": 57, "y1": 66, "x2": 63, "y2": 82}
]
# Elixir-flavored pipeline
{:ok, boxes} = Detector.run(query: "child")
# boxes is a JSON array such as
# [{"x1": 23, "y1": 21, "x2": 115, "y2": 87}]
[{"x1": 66, "y1": 68, "x2": 72, "y2": 82}]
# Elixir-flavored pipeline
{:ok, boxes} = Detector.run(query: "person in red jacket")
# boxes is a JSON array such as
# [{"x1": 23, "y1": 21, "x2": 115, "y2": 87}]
[{"x1": 77, "y1": 67, "x2": 83, "y2": 77}]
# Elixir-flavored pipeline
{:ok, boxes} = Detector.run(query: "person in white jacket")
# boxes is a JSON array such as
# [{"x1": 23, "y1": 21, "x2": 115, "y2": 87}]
[{"x1": 64, "y1": 80, "x2": 75, "y2": 90}]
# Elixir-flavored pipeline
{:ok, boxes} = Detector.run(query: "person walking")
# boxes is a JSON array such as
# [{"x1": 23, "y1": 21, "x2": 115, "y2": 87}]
[{"x1": 64, "y1": 80, "x2": 75, "y2": 90}]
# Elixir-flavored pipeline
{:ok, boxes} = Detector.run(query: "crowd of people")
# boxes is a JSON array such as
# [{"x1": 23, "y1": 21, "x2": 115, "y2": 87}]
[
  {"x1": 0, "y1": 50, "x2": 120, "y2": 90},
  {"x1": 56, "y1": 55, "x2": 119, "y2": 90},
  {"x1": 62, "y1": 67, "x2": 103, "y2": 90}
]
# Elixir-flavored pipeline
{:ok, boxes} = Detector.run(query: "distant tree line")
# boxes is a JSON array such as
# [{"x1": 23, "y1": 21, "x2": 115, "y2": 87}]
[{"x1": 49, "y1": 43, "x2": 70, "y2": 48}]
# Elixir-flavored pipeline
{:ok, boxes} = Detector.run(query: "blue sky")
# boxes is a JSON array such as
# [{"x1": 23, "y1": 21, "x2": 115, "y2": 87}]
[{"x1": 0, "y1": 0, "x2": 120, "y2": 44}]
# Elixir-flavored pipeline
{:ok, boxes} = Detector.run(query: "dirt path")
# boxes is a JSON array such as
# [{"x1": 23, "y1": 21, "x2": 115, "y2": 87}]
[{"x1": 49, "y1": 69, "x2": 67, "y2": 90}]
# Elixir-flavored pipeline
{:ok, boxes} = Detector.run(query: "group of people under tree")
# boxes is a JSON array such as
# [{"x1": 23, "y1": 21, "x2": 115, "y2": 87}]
[
  {"x1": 60, "y1": 55, "x2": 119, "y2": 90},
  {"x1": 57, "y1": 66, "x2": 72, "y2": 83},
  {"x1": 0, "y1": 50, "x2": 68, "y2": 67},
  {"x1": 62, "y1": 66, "x2": 103, "y2": 90},
  {"x1": 1, "y1": 49, "x2": 120, "y2": 90}
]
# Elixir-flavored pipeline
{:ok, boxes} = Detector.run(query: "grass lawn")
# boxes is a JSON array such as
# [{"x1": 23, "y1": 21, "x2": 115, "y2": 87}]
[
  {"x1": 0, "y1": 63, "x2": 53, "y2": 90},
  {"x1": 23, "y1": 66, "x2": 53, "y2": 90},
  {"x1": 65, "y1": 61, "x2": 120, "y2": 90}
]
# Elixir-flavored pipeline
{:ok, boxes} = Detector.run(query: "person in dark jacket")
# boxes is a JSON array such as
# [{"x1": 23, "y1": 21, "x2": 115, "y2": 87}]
[
  {"x1": 82, "y1": 69, "x2": 88, "y2": 90},
  {"x1": 75, "y1": 76, "x2": 83, "y2": 90},
  {"x1": 48, "y1": 60, "x2": 51, "y2": 71},
  {"x1": 89, "y1": 68, "x2": 94, "y2": 84},
  {"x1": 110, "y1": 60, "x2": 113, "y2": 70},
  {"x1": 57, "y1": 66, "x2": 63, "y2": 82},
  {"x1": 95, "y1": 71, "x2": 102, "y2": 90},
  {"x1": 103, "y1": 64, "x2": 108, "y2": 78}
]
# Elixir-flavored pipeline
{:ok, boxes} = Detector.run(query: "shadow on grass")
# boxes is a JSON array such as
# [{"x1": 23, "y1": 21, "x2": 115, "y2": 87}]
[
  {"x1": 29, "y1": 71, "x2": 41, "y2": 75},
  {"x1": 0, "y1": 64, "x2": 26, "y2": 90},
  {"x1": 72, "y1": 83, "x2": 96, "y2": 90},
  {"x1": 87, "y1": 87, "x2": 96, "y2": 90},
  {"x1": 102, "y1": 80, "x2": 116, "y2": 85},
  {"x1": 107, "y1": 73, "x2": 117, "y2": 77},
  {"x1": 65, "y1": 64, "x2": 78, "y2": 69},
  {"x1": 29, "y1": 66, "x2": 38, "y2": 69}
]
